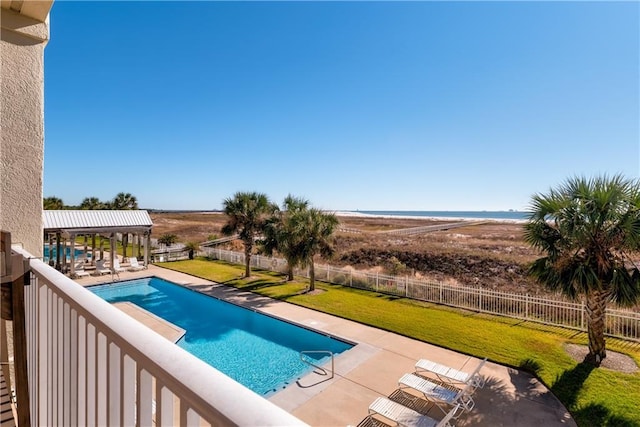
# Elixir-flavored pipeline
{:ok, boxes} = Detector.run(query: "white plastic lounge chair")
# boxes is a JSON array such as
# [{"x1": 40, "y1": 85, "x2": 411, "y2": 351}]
[
  {"x1": 73, "y1": 261, "x2": 90, "y2": 278},
  {"x1": 399, "y1": 373, "x2": 475, "y2": 414},
  {"x1": 368, "y1": 397, "x2": 459, "y2": 427},
  {"x1": 415, "y1": 357, "x2": 487, "y2": 389},
  {"x1": 112, "y1": 257, "x2": 126, "y2": 273},
  {"x1": 94, "y1": 259, "x2": 111, "y2": 276},
  {"x1": 128, "y1": 257, "x2": 144, "y2": 271}
]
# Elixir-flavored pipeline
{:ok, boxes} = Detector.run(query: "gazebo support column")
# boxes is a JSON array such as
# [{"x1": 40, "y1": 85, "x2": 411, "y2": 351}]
[
  {"x1": 91, "y1": 234, "x2": 96, "y2": 265},
  {"x1": 110, "y1": 233, "x2": 116, "y2": 275},
  {"x1": 69, "y1": 233, "x2": 76, "y2": 277},
  {"x1": 48, "y1": 234, "x2": 53, "y2": 265},
  {"x1": 55, "y1": 232, "x2": 61, "y2": 271},
  {"x1": 145, "y1": 232, "x2": 151, "y2": 267}
]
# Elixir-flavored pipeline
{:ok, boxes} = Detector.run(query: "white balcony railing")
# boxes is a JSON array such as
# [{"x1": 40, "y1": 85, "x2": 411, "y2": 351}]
[{"x1": 13, "y1": 247, "x2": 307, "y2": 427}]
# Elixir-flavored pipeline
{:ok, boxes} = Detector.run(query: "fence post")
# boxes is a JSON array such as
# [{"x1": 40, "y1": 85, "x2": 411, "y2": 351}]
[
  {"x1": 525, "y1": 294, "x2": 529, "y2": 320},
  {"x1": 581, "y1": 302, "x2": 585, "y2": 330},
  {"x1": 439, "y1": 282, "x2": 443, "y2": 303},
  {"x1": 405, "y1": 276, "x2": 408, "y2": 297}
]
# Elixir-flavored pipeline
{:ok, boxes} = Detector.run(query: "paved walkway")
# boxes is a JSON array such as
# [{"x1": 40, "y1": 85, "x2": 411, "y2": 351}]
[{"x1": 77, "y1": 265, "x2": 576, "y2": 427}]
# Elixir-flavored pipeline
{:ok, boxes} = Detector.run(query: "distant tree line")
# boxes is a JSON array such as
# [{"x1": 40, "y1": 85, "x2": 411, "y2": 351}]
[{"x1": 43, "y1": 193, "x2": 139, "y2": 210}]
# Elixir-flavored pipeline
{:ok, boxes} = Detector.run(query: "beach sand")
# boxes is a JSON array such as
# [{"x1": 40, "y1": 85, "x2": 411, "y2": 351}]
[{"x1": 150, "y1": 211, "x2": 540, "y2": 294}]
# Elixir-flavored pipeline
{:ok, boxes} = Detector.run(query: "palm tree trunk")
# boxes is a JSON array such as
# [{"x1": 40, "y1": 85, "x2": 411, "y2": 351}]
[
  {"x1": 585, "y1": 289, "x2": 608, "y2": 366},
  {"x1": 244, "y1": 253, "x2": 251, "y2": 277},
  {"x1": 244, "y1": 240, "x2": 252, "y2": 278},
  {"x1": 309, "y1": 261, "x2": 315, "y2": 291},
  {"x1": 287, "y1": 265, "x2": 294, "y2": 281}
]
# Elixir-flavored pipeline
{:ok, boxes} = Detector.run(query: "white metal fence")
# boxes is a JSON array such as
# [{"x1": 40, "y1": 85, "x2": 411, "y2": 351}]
[
  {"x1": 16, "y1": 247, "x2": 307, "y2": 427},
  {"x1": 200, "y1": 247, "x2": 640, "y2": 342}
]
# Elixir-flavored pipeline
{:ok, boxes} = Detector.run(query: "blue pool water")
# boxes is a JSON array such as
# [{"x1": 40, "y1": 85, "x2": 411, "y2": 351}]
[
  {"x1": 44, "y1": 245, "x2": 89, "y2": 260},
  {"x1": 90, "y1": 277, "x2": 353, "y2": 395}
]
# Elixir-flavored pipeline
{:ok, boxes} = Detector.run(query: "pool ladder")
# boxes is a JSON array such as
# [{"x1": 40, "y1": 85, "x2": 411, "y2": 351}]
[{"x1": 299, "y1": 350, "x2": 334, "y2": 379}]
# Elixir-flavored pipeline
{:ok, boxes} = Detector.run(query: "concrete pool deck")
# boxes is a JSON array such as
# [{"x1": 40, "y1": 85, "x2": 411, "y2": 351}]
[{"x1": 77, "y1": 265, "x2": 576, "y2": 427}]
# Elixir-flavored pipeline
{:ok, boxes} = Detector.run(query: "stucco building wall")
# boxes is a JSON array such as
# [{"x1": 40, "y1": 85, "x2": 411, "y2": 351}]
[{"x1": 0, "y1": 5, "x2": 53, "y2": 256}]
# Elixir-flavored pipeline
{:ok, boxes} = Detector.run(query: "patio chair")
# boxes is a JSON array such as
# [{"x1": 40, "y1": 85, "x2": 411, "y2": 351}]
[
  {"x1": 399, "y1": 373, "x2": 475, "y2": 415},
  {"x1": 415, "y1": 357, "x2": 487, "y2": 389},
  {"x1": 128, "y1": 257, "x2": 145, "y2": 271},
  {"x1": 73, "y1": 261, "x2": 90, "y2": 278},
  {"x1": 94, "y1": 259, "x2": 111, "y2": 276},
  {"x1": 112, "y1": 257, "x2": 126, "y2": 273},
  {"x1": 368, "y1": 397, "x2": 459, "y2": 427}
]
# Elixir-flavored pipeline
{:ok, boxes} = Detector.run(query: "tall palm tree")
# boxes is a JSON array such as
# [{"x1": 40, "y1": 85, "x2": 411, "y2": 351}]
[
  {"x1": 80, "y1": 197, "x2": 104, "y2": 210},
  {"x1": 222, "y1": 192, "x2": 276, "y2": 278},
  {"x1": 260, "y1": 195, "x2": 310, "y2": 281},
  {"x1": 523, "y1": 174, "x2": 640, "y2": 366},
  {"x1": 111, "y1": 192, "x2": 138, "y2": 210},
  {"x1": 43, "y1": 196, "x2": 64, "y2": 210},
  {"x1": 289, "y1": 208, "x2": 339, "y2": 291}
]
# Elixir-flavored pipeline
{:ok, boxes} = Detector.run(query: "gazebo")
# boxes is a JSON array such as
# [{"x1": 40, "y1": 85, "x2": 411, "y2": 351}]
[{"x1": 43, "y1": 210, "x2": 153, "y2": 277}]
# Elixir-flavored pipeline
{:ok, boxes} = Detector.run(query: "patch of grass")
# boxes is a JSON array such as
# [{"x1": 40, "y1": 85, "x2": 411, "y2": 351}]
[{"x1": 158, "y1": 258, "x2": 640, "y2": 426}]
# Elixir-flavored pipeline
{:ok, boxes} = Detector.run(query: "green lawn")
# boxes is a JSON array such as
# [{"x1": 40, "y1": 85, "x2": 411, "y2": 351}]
[{"x1": 159, "y1": 258, "x2": 640, "y2": 426}]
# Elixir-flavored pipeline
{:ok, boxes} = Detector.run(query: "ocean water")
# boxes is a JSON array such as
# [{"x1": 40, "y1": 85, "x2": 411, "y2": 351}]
[{"x1": 352, "y1": 210, "x2": 529, "y2": 221}]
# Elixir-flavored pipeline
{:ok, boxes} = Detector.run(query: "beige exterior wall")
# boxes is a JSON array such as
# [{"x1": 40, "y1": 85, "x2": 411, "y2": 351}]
[{"x1": 0, "y1": 3, "x2": 53, "y2": 256}]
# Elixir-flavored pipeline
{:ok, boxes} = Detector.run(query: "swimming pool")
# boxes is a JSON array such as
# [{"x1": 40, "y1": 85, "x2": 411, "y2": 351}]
[
  {"x1": 43, "y1": 244, "x2": 89, "y2": 260},
  {"x1": 90, "y1": 277, "x2": 353, "y2": 396}
]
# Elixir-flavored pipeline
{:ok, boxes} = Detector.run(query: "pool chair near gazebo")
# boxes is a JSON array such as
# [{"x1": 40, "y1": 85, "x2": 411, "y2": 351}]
[
  {"x1": 112, "y1": 257, "x2": 126, "y2": 273},
  {"x1": 127, "y1": 257, "x2": 145, "y2": 271},
  {"x1": 72, "y1": 261, "x2": 90, "y2": 278},
  {"x1": 93, "y1": 260, "x2": 111, "y2": 276}
]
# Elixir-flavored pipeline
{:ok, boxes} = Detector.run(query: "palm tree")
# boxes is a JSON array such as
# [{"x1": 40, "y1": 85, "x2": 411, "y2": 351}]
[
  {"x1": 222, "y1": 192, "x2": 276, "y2": 278},
  {"x1": 184, "y1": 242, "x2": 199, "y2": 260},
  {"x1": 289, "y1": 208, "x2": 339, "y2": 291},
  {"x1": 523, "y1": 174, "x2": 640, "y2": 366},
  {"x1": 111, "y1": 192, "x2": 138, "y2": 210},
  {"x1": 157, "y1": 234, "x2": 178, "y2": 247},
  {"x1": 43, "y1": 196, "x2": 64, "y2": 210},
  {"x1": 260, "y1": 195, "x2": 310, "y2": 281},
  {"x1": 80, "y1": 197, "x2": 104, "y2": 210}
]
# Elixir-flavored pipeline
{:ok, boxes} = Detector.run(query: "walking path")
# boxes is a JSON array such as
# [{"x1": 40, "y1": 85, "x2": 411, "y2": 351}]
[{"x1": 77, "y1": 265, "x2": 575, "y2": 427}]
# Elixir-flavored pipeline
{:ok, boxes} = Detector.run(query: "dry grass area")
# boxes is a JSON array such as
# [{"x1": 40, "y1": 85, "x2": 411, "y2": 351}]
[{"x1": 150, "y1": 212, "x2": 545, "y2": 295}]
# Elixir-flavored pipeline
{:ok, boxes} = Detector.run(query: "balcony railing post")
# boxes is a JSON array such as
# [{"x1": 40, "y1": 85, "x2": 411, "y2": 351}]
[{"x1": 13, "y1": 262, "x2": 31, "y2": 426}]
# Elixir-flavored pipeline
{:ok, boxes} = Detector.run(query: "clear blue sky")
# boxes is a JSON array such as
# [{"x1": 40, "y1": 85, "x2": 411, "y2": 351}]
[{"x1": 43, "y1": 1, "x2": 639, "y2": 211}]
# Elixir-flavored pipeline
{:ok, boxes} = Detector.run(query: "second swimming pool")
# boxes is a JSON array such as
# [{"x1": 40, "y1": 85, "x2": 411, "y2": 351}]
[{"x1": 90, "y1": 277, "x2": 353, "y2": 396}]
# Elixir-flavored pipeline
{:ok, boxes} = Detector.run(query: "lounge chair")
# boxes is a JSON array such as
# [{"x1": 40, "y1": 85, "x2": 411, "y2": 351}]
[
  {"x1": 112, "y1": 257, "x2": 126, "y2": 273},
  {"x1": 368, "y1": 397, "x2": 459, "y2": 427},
  {"x1": 415, "y1": 357, "x2": 487, "y2": 389},
  {"x1": 73, "y1": 261, "x2": 90, "y2": 278},
  {"x1": 399, "y1": 373, "x2": 475, "y2": 414},
  {"x1": 94, "y1": 259, "x2": 111, "y2": 276},
  {"x1": 128, "y1": 257, "x2": 144, "y2": 271}
]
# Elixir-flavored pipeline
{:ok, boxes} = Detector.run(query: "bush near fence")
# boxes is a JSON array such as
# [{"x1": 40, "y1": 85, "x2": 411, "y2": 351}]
[{"x1": 194, "y1": 247, "x2": 640, "y2": 342}]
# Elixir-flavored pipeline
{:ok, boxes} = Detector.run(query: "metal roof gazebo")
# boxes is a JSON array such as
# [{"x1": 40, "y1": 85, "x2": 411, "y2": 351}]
[{"x1": 43, "y1": 210, "x2": 153, "y2": 277}]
